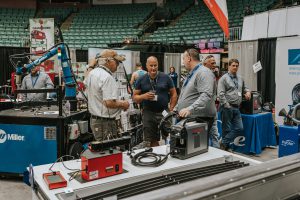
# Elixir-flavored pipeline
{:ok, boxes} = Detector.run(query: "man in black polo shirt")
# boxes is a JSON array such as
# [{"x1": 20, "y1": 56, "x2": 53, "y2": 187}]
[{"x1": 133, "y1": 56, "x2": 177, "y2": 147}]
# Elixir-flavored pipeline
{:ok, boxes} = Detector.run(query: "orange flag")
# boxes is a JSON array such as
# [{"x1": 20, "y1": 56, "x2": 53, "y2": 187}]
[{"x1": 203, "y1": 0, "x2": 229, "y2": 38}]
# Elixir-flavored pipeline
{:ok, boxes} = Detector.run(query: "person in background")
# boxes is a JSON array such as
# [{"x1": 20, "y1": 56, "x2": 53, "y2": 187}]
[
  {"x1": 130, "y1": 62, "x2": 146, "y2": 89},
  {"x1": 133, "y1": 56, "x2": 177, "y2": 147},
  {"x1": 203, "y1": 55, "x2": 220, "y2": 148},
  {"x1": 169, "y1": 66, "x2": 179, "y2": 95},
  {"x1": 168, "y1": 66, "x2": 178, "y2": 88},
  {"x1": 21, "y1": 66, "x2": 54, "y2": 101},
  {"x1": 218, "y1": 58, "x2": 251, "y2": 151},
  {"x1": 244, "y1": 5, "x2": 253, "y2": 16},
  {"x1": 85, "y1": 49, "x2": 130, "y2": 141},
  {"x1": 174, "y1": 49, "x2": 216, "y2": 137}
]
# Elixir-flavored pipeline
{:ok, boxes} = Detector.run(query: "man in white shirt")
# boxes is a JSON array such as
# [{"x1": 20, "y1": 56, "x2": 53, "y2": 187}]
[{"x1": 85, "y1": 49, "x2": 130, "y2": 141}]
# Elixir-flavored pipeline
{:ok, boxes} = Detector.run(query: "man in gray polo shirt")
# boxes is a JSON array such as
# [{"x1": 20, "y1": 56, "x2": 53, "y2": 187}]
[
  {"x1": 85, "y1": 49, "x2": 130, "y2": 141},
  {"x1": 174, "y1": 49, "x2": 216, "y2": 133},
  {"x1": 218, "y1": 58, "x2": 251, "y2": 151}
]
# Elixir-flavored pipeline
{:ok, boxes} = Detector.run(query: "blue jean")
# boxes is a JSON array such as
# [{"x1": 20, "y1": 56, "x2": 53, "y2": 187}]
[
  {"x1": 209, "y1": 117, "x2": 220, "y2": 148},
  {"x1": 220, "y1": 106, "x2": 244, "y2": 148}
]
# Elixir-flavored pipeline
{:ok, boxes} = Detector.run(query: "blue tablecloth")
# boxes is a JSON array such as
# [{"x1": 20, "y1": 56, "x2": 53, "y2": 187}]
[
  {"x1": 218, "y1": 112, "x2": 276, "y2": 155},
  {"x1": 278, "y1": 125, "x2": 300, "y2": 157}
]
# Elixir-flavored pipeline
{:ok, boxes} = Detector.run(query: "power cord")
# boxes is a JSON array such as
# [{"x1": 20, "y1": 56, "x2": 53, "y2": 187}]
[
  {"x1": 48, "y1": 154, "x2": 87, "y2": 182},
  {"x1": 129, "y1": 148, "x2": 169, "y2": 167},
  {"x1": 48, "y1": 155, "x2": 79, "y2": 173}
]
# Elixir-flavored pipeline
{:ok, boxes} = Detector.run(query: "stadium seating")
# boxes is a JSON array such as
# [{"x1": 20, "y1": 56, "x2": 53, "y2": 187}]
[
  {"x1": 0, "y1": 0, "x2": 279, "y2": 48},
  {"x1": 38, "y1": 7, "x2": 73, "y2": 25},
  {"x1": 0, "y1": 8, "x2": 35, "y2": 47},
  {"x1": 62, "y1": 3, "x2": 156, "y2": 49},
  {"x1": 146, "y1": 0, "x2": 278, "y2": 45},
  {"x1": 145, "y1": 1, "x2": 223, "y2": 45}
]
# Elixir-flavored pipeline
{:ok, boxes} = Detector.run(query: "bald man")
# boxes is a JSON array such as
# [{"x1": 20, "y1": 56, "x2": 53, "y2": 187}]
[{"x1": 133, "y1": 56, "x2": 177, "y2": 147}]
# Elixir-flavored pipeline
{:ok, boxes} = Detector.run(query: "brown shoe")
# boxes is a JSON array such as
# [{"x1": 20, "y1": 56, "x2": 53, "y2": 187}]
[
  {"x1": 219, "y1": 142, "x2": 227, "y2": 150},
  {"x1": 220, "y1": 142, "x2": 233, "y2": 152}
]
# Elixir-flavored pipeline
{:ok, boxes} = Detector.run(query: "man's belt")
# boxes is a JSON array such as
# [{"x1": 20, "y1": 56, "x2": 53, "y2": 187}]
[
  {"x1": 143, "y1": 107, "x2": 164, "y2": 113},
  {"x1": 91, "y1": 115, "x2": 115, "y2": 120},
  {"x1": 230, "y1": 104, "x2": 239, "y2": 108}
]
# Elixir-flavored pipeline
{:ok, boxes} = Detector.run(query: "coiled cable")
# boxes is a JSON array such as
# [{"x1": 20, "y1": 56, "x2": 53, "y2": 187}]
[{"x1": 130, "y1": 148, "x2": 169, "y2": 167}]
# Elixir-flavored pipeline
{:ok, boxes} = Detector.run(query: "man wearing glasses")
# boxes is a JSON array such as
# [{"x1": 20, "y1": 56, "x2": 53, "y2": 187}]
[
  {"x1": 174, "y1": 49, "x2": 216, "y2": 135},
  {"x1": 85, "y1": 49, "x2": 130, "y2": 141},
  {"x1": 133, "y1": 56, "x2": 177, "y2": 147}
]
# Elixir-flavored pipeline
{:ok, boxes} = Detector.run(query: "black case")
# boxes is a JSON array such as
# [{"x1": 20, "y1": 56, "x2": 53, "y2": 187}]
[{"x1": 240, "y1": 91, "x2": 262, "y2": 114}]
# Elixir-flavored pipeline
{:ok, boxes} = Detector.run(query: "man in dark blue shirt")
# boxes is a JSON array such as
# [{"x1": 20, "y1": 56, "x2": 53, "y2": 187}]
[{"x1": 133, "y1": 56, "x2": 177, "y2": 147}]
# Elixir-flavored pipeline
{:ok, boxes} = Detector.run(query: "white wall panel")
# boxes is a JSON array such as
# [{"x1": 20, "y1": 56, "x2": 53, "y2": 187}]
[
  {"x1": 268, "y1": 8, "x2": 287, "y2": 37},
  {"x1": 286, "y1": 6, "x2": 300, "y2": 36},
  {"x1": 254, "y1": 12, "x2": 269, "y2": 39},
  {"x1": 241, "y1": 16, "x2": 255, "y2": 40}
]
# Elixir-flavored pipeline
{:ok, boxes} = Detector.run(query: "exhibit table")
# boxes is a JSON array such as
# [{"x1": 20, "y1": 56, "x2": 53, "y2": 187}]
[
  {"x1": 218, "y1": 112, "x2": 276, "y2": 154},
  {"x1": 30, "y1": 146, "x2": 260, "y2": 200},
  {"x1": 279, "y1": 125, "x2": 300, "y2": 157}
]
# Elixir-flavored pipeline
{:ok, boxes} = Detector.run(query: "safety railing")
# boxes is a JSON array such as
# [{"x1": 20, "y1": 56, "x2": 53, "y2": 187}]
[{"x1": 228, "y1": 26, "x2": 242, "y2": 41}]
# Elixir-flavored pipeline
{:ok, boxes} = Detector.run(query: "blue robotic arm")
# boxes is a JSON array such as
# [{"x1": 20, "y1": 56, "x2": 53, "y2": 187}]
[{"x1": 16, "y1": 44, "x2": 77, "y2": 101}]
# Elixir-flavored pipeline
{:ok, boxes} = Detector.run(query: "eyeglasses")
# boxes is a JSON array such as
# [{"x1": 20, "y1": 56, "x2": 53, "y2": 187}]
[{"x1": 108, "y1": 57, "x2": 120, "y2": 66}]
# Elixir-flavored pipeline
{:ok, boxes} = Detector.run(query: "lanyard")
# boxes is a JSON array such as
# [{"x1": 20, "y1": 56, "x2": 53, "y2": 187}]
[
  {"x1": 99, "y1": 66, "x2": 112, "y2": 76},
  {"x1": 148, "y1": 73, "x2": 159, "y2": 91},
  {"x1": 227, "y1": 73, "x2": 238, "y2": 89},
  {"x1": 183, "y1": 64, "x2": 201, "y2": 87},
  {"x1": 31, "y1": 73, "x2": 40, "y2": 88}
]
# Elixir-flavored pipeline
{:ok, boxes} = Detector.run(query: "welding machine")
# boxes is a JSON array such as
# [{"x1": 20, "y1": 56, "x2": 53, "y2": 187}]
[
  {"x1": 80, "y1": 137, "x2": 131, "y2": 181},
  {"x1": 170, "y1": 118, "x2": 208, "y2": 160},
  {"x1": 81, "y1": 148, "x2": 123, "y2": 181}
]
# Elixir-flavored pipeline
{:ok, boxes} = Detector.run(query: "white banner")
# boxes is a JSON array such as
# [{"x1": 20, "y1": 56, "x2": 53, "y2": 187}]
[
  {"x1": 29, "y1": 18, "x2": 55, "y2": 72},
  {"x1": 275, "y1": 36, "x2": 300, "y2": 125}
]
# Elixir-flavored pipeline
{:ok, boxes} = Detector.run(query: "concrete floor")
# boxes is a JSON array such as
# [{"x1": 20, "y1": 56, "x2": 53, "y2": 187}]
[{"x1": 0, "y1": 147, "x2": 279, "y2": 200}]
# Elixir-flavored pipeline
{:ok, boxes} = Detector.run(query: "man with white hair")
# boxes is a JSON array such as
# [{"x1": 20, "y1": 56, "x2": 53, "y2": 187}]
[
  {"x1": 203, "y1": 55, "x2": 220, "y2": 148},
  {"x1": 85, "y1": 49, "x2": 130, "y2": 141}
]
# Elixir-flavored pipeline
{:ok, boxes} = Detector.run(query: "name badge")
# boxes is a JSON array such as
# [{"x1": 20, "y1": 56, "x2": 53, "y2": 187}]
[
  {"x1": 238, "y1": 92, "x2": 242, "y2": 97},
  {"x1": 162, "y1": 110, "x2": 169, "y2": 117}
]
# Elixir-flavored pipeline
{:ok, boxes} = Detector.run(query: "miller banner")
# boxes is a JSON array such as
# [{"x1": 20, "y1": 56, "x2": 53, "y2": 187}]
[{"x1": 275, "y1": 36, "x2": 300, "y2": 125}]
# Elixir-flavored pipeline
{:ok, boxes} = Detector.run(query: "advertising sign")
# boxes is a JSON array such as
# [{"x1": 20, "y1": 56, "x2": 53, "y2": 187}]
[{"x1": 275, "y1": 37, "x2": 300, "y2": 124}]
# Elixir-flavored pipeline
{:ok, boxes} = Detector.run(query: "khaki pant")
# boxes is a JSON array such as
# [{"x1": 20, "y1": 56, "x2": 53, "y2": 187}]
[{"x1": 90, "y1": 117, "x2": 118, "y2": 141}]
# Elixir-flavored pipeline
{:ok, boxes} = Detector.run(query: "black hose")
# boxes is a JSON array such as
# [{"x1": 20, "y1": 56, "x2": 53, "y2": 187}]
[{"x1": 130, "y1": 148, "x2": 169, "y2": 167}]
